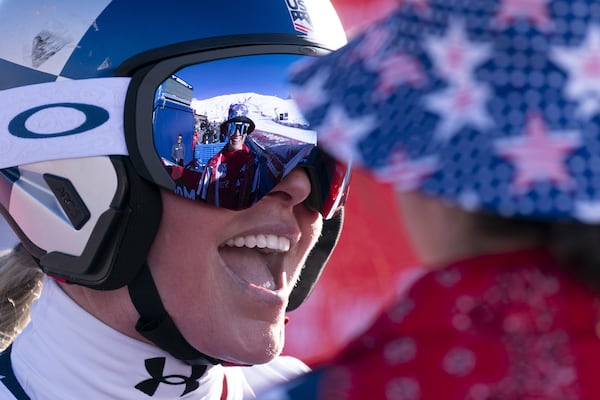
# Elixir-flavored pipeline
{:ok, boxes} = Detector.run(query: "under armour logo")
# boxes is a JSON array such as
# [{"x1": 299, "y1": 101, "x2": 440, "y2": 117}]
[{"x1": 135, "y1": 357, "x2": 207, "y2": 397}]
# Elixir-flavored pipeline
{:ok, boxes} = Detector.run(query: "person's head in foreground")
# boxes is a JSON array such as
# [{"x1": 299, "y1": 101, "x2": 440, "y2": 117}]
[
  {"x1": 259, "y1": 0, "x2": 600, "y2": 399},
  {"x1": 0, "y1": 1, "x2": 350, "y2": 398}
]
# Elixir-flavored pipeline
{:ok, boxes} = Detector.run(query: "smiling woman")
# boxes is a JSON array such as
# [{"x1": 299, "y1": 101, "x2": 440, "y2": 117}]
[{"x1": 0, "y1": 0, "x2": 349, "y2": 399}]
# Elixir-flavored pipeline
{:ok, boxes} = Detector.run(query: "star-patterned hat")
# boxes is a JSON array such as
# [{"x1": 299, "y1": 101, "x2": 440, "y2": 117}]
[
  {"x1": 289, "y1": 0, "x2": 600, "y2": 223},
  {"x1": 220, "y1": 103, "x2": 256, "y2": 134}
]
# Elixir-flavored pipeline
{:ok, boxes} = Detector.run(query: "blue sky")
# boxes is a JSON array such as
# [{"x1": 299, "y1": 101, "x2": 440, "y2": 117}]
[{"x1": 174, "y1": 54, "x2": 305, "y2": 101}]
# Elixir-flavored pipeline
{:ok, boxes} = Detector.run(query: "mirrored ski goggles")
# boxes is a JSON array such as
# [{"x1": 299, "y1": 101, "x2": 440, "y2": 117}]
[
  {"x1": 125, "y1": 51, "x2": 350, "y2": 219},
  {"x1": 0, "y1": 49, "x2": 349, "y2": 219},
  {"x1": 227, "y1": 122, "x2": 252, "y2": 136}
]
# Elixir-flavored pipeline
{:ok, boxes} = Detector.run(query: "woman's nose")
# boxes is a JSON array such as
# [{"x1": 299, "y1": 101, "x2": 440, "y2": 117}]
[{"x1": 267, "y1": 167, "x2": 312, "y2": 207}]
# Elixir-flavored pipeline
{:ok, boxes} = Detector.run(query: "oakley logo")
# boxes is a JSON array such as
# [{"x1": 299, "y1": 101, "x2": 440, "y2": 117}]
[
  {"x1": 135, "y1": 357, "x2": 206, "y2": 397},
  {"x1": 8, "y1": 102, "x2": 109, "y2": 139},
  {"x1": 286, "y1": 0, "x2": 313, "y2": 34}
]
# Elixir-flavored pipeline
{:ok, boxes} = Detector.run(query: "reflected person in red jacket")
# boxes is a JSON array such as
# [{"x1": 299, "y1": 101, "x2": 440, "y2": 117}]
[{"x1": 201, "y1": 103, "x2": 260, "y2": 210}]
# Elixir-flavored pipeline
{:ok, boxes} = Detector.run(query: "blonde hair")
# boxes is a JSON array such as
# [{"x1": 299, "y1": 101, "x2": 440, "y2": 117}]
[{"x1": 0, "y1": 244, "x2": 43, "y2": 350}]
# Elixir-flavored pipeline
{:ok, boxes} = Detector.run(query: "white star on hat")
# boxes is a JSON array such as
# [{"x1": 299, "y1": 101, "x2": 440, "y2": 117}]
[
  {"x1": 424, "y1": 19, "x2": 492, "y2": 84},
  {"x1": 424, "y1": 80, "x2": 493, "y2": 140},
  {"x1": 551, "y1": 25, "x2": 600, "y2": 118},
  {"x1": 494, "y1": 113, "x2": 581, "y2": 192},
  {"x1": 315, "y1": 104, "x2": 377, "y2": 166}
]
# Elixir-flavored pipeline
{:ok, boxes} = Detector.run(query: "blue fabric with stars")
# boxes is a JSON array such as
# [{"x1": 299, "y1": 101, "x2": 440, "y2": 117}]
[{"x1": 289, "y1": 0, "x2": 600, "y2": 223}]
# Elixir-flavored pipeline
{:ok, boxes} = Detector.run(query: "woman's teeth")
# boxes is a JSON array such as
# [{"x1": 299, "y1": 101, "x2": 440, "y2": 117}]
[{"x1": 225, "y1": 234, "x2": 291, "y2": 252}]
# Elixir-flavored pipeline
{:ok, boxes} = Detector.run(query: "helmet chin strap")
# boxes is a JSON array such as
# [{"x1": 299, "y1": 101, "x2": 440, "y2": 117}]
[{"x1": 127, "y1": 263, "x2": 222, "y2": 366}]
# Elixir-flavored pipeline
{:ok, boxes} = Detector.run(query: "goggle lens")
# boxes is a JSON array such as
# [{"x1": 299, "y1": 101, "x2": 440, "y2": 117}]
[
  {"x1": 227, "y1": 122, "x2": 251, "y2": 135},
  {"x1": 150, "y1": 54, "x2": 349, "y2": 218}
]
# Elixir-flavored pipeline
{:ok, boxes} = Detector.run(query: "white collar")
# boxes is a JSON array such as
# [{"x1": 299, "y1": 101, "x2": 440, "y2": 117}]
[{"x1": 11, "y1": 277, "x2": 225, "y2": 400}]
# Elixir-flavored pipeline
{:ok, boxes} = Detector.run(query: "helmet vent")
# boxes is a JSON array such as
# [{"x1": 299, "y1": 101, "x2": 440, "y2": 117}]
[{"x1": 43, "y1": 174, "x2": 91, "y2": 231}]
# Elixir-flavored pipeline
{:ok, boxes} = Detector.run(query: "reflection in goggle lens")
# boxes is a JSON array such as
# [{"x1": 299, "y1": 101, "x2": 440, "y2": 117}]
[
  {"x1": 152, "y1": 54, "x2": 349, "y2": 219},
  {"x1": 227, "y1": 122, "x2": 251, "y2": 135}
]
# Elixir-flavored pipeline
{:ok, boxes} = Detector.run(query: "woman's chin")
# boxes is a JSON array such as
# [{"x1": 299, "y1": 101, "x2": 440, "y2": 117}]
[
  {"x1": 218, "y1": 335, "x2": 284, "y2": 365},
  {"x1": 238, "y1": 342, "x2": 284, "y2": 365}
]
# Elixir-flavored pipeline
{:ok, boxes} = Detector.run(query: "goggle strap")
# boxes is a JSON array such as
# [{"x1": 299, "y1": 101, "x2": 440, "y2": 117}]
[{"x1": 0, "y1": 77, "x2": 131, "y2": 169}]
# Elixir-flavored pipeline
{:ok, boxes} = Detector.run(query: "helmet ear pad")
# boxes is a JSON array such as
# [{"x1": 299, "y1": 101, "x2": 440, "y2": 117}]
[
  {"x1": 287, "y1": 209, "x2": 344, "y2": 311},
  {"x1": 34, "y1": 156, "x2": 162, "y2": 290}
]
